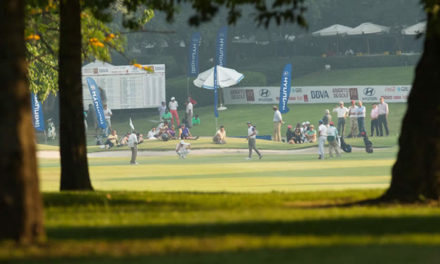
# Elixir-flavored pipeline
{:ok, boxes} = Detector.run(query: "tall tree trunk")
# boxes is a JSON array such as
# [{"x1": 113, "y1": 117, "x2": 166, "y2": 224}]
[
  {"x1": 0, "y1": 0, "x2": 45, "y2": 243},
  {"x1": 382, "y1": 16, "x2": 440, "y2": 202},
  {"x1": 59, "y1": 0, "x2": 93, "y2": 190}
]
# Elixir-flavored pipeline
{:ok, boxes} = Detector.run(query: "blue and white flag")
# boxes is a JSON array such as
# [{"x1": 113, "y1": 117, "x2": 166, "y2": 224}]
[
  {"x1": 279, "y1": 64, "x2": 292, "y2": 114},
  {"x1": 215, "y1": 26, "x2": 228, "y2": 67},
  {"x1": 30, "y1": 92, "x2": 45, "y2": 131},
  {"x1": 213, "y1": 66, "x2": 219, "y2": 118},
  {"x1": 86, "y1": 77, "x2": 107, "y2": 129},
  {"x1": 187, "y1": 32, "x2": 201, "y2": 77}
]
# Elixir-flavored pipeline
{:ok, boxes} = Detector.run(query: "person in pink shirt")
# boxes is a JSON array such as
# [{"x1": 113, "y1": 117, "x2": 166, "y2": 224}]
[{"x1": 370, "y1": 104, "x2": 379, "y2": 137}]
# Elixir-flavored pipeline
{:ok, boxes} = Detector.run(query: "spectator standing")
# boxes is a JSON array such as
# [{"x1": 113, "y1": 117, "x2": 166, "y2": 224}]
[
  {"x1": 327, "y1": 122, "x2": 340, "y2": 158},
  {"x1": 272, "y1": 106, "x2": 284, "y2": 142},
  {"x1": 318, "y1": 120, "x2": 327, "y2": 160},
  {"x1": 186, "y1": 98, "x2": 194, "y2": 128},
  {"x1": 213, "y1": 125, "x2": 227, "y2": 144},
  {"x1": 128, "y1": 130, "x2": 138, "y2": 165},
  {"x1": 322, "y1": 109, "x2": 332, "y2": 126},
  {"x1": 333, "y1": 101, "x2": 348, "y2": 137},
  {"x1": 357, "y1": 100, "x2": 366, "y2": 136},
  {"x1": 246, "y1": 122, "x2": 262, "y2": 160},
  {"x1": 348, "y1": 100, "x2": 359, "y2": 137},
  {"x1": 162, "y1": 109, "x2": 172, "y2": 124},
  {"x1": 158, "y1": 101, "x2": 166, "y2": 121},
  {"x1": 103, "y1": 104, "x2": 112, "y2": 136},
  {"x1": 370, "y1": 104, "x2": 379, "y2": 137},
  {"x1": 168, "y1": 97, "x2": 180, "y2": 127},
  {"x1": 192, "y1": 114, "x2": 201, "y2": 126},
  {"x1": 378, "y1": 96, "x2": 389, "y2": 136}
]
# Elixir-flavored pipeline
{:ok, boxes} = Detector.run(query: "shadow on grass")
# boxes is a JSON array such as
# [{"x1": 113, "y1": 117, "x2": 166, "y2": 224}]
[
  {"x1": 47, "y1": 215, "x2": 440, "y2": 240},
  {"x1": 7, "y1": 245, "x2": 440, "y2": 264}
]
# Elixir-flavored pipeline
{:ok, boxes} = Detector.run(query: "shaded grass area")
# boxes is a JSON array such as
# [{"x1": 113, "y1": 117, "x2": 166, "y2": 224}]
[{"x1": 2, "y1": 190, "x2": 440, "y2": 263}]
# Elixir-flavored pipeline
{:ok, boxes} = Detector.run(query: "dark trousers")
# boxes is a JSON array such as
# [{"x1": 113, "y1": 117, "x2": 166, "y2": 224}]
[
  {"x1": 357, "y1": 117, "x2": 365, "y2": 135},
  {"x1": 248, "y1": 138, "x2": 261, "y2": 158},
  {"x1": 371, "y1": 119, "x2": 379, "y2": 136},
  {"x1": 130, "y1": 145, "x2": 138, "y2": 164},
  {"x1": 378, "y1": 114, "x2": 389, "y2": 136},
  {"x1": 337, "y1": 118, "x2": 346, "y2": 137}
]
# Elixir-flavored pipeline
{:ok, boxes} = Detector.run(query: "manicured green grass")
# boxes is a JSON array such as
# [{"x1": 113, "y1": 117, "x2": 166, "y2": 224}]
[
  {"x1": 294, "y1": 66, "x2": 414, "y2": 86},
  {"x1": 2, "y1": 189, "x2": 440, "y2": 263},
  {"x1": 38, "y1": 147, "x2": 397, "y2": 192}
]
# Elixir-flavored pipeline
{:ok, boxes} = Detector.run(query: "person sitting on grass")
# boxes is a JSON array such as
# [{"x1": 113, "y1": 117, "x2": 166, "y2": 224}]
[
  {"x1": 179, "y1": 123, "x2": 199, "y2": 140},
  {"x1": 294, "y1": 123, "x2": 303, "y2": 144},
  {"x1": 119, "y1": 132, "x2": 130, "y2": 146},
  {"x1": 213, "y1": 125, "x2": 227, "y2": 144},
  {"x1": 192, "y1": 114, "x2": 201, "y2": 126},
  {"x1": 137, "y1": 133, "x2": 144, "y2": 144},
  {"x1": 166, "y1": 125, "x2": 177, "y2": 140},
  {"x1": 147, "y1": 127, "x2": 158, "y2": 140},
  {"x1": 157, "y1": 121, "x2": 169, "y2": 140},
  {"x1": 176, "y1": 140, "x2": 191, "y2": 159},
  {"x1": 105, "y1": 129, "x2": 118, "y2": 149},
  {"x1": 286, "y1": 125, "x2": 295, "y2": 144},
  {"x1": 305, "y1": 124, "x2": 317, "y2": 143}
]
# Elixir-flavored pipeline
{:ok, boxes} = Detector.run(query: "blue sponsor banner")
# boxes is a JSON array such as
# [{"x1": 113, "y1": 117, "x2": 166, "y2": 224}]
[
  {"x1": 86, "y1": 77, "x2": 107, "y2": 129},
  {"x1": 31, "y1": 92, "x2": 45, "y2": 131},
  {"x1": 214, "y1": 66, "x2": 219, "y2": 118},
  {"x1": 215, "y1": 26, "x2": 228, "y2": 67},
  {"x1": 278, "y1": 64, "x2": 292, "y2": 114},
  {"x1": 187, "y1": 32, "x2": 201, "y2": 77}
]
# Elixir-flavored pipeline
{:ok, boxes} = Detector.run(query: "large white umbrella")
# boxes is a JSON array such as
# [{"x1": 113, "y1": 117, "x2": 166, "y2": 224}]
[
  {"x1": 312, "y1": 24, "x2": 353, "y2": 37},
  {"x1": 401, "y1": 22, "x2": 426, "y2": 35},
  {"x1": 347, "y1": 22, "x2": 390, "y2": 35},
  {"x1": 193, "y1": 65, "x2": 244, "y2": 89}
]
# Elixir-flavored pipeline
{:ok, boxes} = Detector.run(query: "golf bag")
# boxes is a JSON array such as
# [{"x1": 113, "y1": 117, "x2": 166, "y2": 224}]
[
  {"x1": 339, "y1": 136, "x2": 352, "y2": 153},
  {"x1": 361, "y1": 132, "x2": 373, "y2": 153}
]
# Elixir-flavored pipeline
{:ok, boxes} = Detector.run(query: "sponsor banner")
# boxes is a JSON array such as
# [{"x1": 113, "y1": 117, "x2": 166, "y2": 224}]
[
  {"x1": 216, "y1": 26, "x2": 228, "y2": 66},
  {"x1": 86, "y1": 77, "x2": 107, "y2": 129},
  {"x1": 278, "y1": 64, "x2": 292, "y2": 113},
  {"x1": 82, "y1": 64, "x2": 165, "y2": 75},
  {"x1": 31, "y1": 92, "x2": 45, "y2": 131},
  {"x1": 187, "y1": 32, "x2": 201, "y2": 77},
  {"x1": 224, "y1": 85, "x2": 411, "y2": 104}
]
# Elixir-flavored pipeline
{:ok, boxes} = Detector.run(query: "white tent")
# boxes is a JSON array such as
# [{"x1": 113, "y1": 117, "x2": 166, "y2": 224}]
[
  {"x1": 347, "y1": 22, "x2": 390, "y2": 35},
  {"x1": 193, "y1": 66, "x2": 244, "y2": 90},
  {"x1": 312, "y1": 24, "x2": 353, "y2": 36},
  {"x1": 401, "y1": 22, "x2": 426, "y2": 35}
]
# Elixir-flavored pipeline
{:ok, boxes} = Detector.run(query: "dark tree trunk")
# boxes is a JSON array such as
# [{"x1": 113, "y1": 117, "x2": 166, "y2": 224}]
[
  {"x1": 0, "y1": 0, "x2": 45, "y2": 242},
  {"x1": 382, "y1": 16, "x2": 440, "y2": 202},
  {"x1": 59, "y1": 0, "x2": 93, "y2": 190}
]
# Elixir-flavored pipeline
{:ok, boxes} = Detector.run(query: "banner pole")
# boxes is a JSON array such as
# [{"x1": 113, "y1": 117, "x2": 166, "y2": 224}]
[{"x1": 186, "y1": 77, "x2": 190, "y2": 98}]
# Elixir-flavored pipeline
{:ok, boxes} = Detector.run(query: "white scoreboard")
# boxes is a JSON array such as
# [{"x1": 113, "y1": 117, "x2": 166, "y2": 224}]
[{"x1": 82, "y1": 61, "x2": 166, "y2": 110}]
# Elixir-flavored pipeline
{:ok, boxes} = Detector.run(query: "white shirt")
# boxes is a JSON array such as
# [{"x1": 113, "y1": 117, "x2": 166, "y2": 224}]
[
  {"x1": 104, "y1": 108, "x2": 112, "y2": 120},
  {"x1": 169, "y1": 100, "x2": 178, "y2": 110},
  {"x1": 176, "y1": 142, "x2": 190, "y2": 152},
  {"x1": 370, "y1": 107, "x2": 379, "y2": 119},
  {"x1": 349, "y1": 106, "x2": 358, "y2": 118},
  {"x1": 248, "y1": 126, "x2": 256, "y2": 139},
  {"x1": 158, "y1": 105, "x2": 166, "y2": 115},
  {"x1": 378, "y1": 102, "x2": 389, "y2": 115},
  {"x1": 147, "y1": 130, "x2": 156, "y2": 139},
  {"x1": 128, "y1": 133, "x2": 138, "y2": 147},
  {"x1": 273, "y1": 110, "x2": 283, "y2": 122},
  {"x1": 333, "y1": 107, "x2": 348, "y2": 118},
  {"x1": 318, "y1": 124, "x2": 327, "y2": 137},
  {"x1": 186, "y1": 102, "x2": 193, "y2": 114},
  {"x1": 357, "y1": 105, "x2": 366, "y2": 118},
  {"x1": 327, "y1": 126, "x2": 338, "y2": 137}
]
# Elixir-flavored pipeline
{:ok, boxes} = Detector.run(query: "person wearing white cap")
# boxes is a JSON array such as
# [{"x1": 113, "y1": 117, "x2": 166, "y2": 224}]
[
  {"x1": 176, "y1": 139, "x2": 190, "y2": 159},
  {"x1": 168, "y1": 97, "x2": 180, "y2": 127}
]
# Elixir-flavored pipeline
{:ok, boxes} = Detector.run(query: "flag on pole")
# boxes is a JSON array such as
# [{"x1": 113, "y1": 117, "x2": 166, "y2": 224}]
[
  {"x1": 216, "y1": 26, "x2": 228, "y2": 67},
  {"x1": 86, "y1": 77, "x2": 107, "y2": 129},
  {"x1": 279, "y1": 64, "x2": 292, "y2": 114},
  {"x1": 187, "y1": 32, "x2": 201, "y2": 77},
  {"x1": 30, "y1": 92, "x2": 45, "y2": 131},
  {"x1": 129, "y1": 118, "x2": 135, "y2": 131}
]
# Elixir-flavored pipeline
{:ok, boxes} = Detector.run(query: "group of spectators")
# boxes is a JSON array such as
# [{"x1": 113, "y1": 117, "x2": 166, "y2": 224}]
[
  {"x1": 158, "y1": 96, "x2": 200, "y2": 129},
  {"x1": 330, "y1": 96, "x2": 389, "y2": 138},
  {"x1": 285, "y1": 122, "x2": 317, "y2": 144}
]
